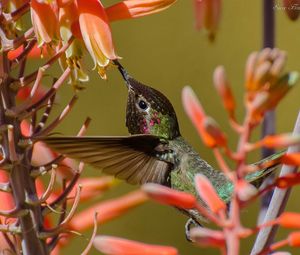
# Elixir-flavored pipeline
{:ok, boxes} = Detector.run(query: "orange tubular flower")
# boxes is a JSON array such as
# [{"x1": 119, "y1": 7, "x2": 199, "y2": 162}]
[
  {"x1": 281, "y1": 153, "x2": 300, "y2": 166},
  {"x1": 250, "y1": 72, "x2": 298, "y2": 123},
  {"x1": 68, "y1": 190, "x2": 148, "y2": 231},
  {"x1": 93, "y1": 235, "x2": 179, "y2": 255},
  {"x1": 62, "y1": 176, "x2": 117, "y2": 202},
  {"x1": 57, "y1": 0, "x2": 75, "y2": 7},
  {"x1": 277, "y1": 212, "x2": 300, "y2": 229},
  {"x1": 72, "y1": 0, "x2": 176, "y2": 79},
  {"x1": 76, "y1": 0, "x2": 118, "y2": 79},
  {"x1": 30, "y1": 0, "x2": 59, "y2": 47},
  {"x1": 8, "y1": 45, "x2": 48, "y2": 60},
  {"x1": 0, "y1": 171, "x2": 15, "y2": 253},
  {"x1": 190, "y1": 227, "x2": 225, "y2": 247},
  {"x1": 257, "y1": 133, "x2": 300, "y2": 149},
  {"x1": 106, "y1": 0, "x2": 177, "y2": 22},
  {"x1": 142, "y1": 183, "x2": 196, "y2": 209},
  {"x1": 182, "y1": 86, "x2": 223, "y2": 148},
  {"x1": 236, "y1": 180, "x2": 257, "y2": 202},
  {"x1": 213, "y1": 66, "x2": 236, "y2": 118},
  {"x1": 59, "y1": 1, "x2": 89, "y2": 87},
  {"x1": 194, "y1": 0, "x2": 221, "y2": 41},
  {"x1": 194, "y1": 174, "x2": 226, "y2": 214},
  {"x1": 288, "y1": 232, "x2": 300, "y2": 247},
  {"x1": 0, "y1": 171, "x2": 15, "y2": 212},
  {"x1": 203, "y1": 117, "x2": 227, "y2": 147},
  {"x1": 275, "y1": 173, "x2": 300, "y2": 188}
]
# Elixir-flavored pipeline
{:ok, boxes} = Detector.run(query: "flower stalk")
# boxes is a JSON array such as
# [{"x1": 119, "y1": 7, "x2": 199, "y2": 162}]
[{"x1": 0, "y1": 1, "x2": 176, "y2": 253}]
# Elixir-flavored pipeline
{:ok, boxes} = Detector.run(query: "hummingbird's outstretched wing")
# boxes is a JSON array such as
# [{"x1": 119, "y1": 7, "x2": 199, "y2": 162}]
[{"x1": 40, "y1": 135, "x2": 173, "y2": 185}]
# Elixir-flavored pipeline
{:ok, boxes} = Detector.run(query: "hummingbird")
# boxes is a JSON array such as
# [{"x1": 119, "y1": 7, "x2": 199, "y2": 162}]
[{"x1": 40, "y1": 62, "x2": 282, "y2": 237}]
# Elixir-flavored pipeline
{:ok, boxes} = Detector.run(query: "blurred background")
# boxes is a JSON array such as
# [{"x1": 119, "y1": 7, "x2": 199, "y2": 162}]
[{"x1": 33, "y1": 0, "x2": 300, "y2": 254}]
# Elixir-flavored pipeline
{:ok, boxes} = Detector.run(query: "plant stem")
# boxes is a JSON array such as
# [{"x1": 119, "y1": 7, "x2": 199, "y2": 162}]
[
  {"x1": 262, "y1": 0, "x2": 275, "y2": 157},
  {"x1": 262, "y1": 0, "x2": 275, "y2": 49},
  {"x1": 251, "y1": 111, "x2": 300, "y2": 255},
  {"x1": 259, "y1": 0, "x2": 276, "y2": 229},
  {"x1": 0, "y1": 54, "x2": 48, "y2": 254}
]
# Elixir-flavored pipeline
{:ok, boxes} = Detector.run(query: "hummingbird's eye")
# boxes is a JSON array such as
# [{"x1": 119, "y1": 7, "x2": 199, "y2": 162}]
[{"x1": 137, "y1": 99, "x2": 148, "y2": 111}]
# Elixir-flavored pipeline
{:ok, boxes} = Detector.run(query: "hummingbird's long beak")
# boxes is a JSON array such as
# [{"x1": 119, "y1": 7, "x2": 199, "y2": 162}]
[{"x1": 113, "y1": 60, "x2": 131, "y2": 89}]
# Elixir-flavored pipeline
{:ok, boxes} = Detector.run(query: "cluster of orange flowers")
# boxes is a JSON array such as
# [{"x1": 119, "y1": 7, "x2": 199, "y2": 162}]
[
  {"x1": 2, "y1": 1, "x2": 300, "y2": 255},
  {"x1": 176, "y1": 48, "x2": 300, "y2": 254},
  {"x1": 5, "y1": 0, "x2": 176, "y2": 82},
  {"x1": 1, "y1": 0, "x2": 180, "y2": 254}
]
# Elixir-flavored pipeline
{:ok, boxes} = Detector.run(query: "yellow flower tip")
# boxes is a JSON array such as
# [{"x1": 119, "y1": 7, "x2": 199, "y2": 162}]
[
  {"x1": 77, "y1": 0, "x2": 118, "y2": 79},
  {"x1": 97, "y1": 58, "x2": 122, "y2": 80},
  {"x1": 97, "y1": 65, "x2": 109, "y2": 80},
  {"x1": 98, "y1": 67, "x2": 108, "y2": 80}
]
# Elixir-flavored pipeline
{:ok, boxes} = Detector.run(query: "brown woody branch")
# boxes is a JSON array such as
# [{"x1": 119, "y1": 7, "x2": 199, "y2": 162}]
[
  {"x1": 0, "y1": 1, "x2": 30, "y2": 24},
  {"x1": 13, "y1": 37, "x2": 74, "y2": 89}
]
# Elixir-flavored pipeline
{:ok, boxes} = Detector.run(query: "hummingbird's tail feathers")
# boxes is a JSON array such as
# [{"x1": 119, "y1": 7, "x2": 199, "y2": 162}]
[
  {"x1": 39, "y1": 135, "x2": 173, "y2": 185},
  {"x1": 246, "y1": 150, "x2": 286, "y2": 187}
]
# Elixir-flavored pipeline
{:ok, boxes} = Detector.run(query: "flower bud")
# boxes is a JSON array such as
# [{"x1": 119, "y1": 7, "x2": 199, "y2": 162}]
[
  {"x1": 275, "y1": 173, "x2": 300, "y2": 188},
  {"x1": 288, "y1": 232, "x2": 300, "y2": 247},
  {"x1": 278, "y1": 212, "x2": 300, "y2": 228},
  {"x1": 195, "y1": 174, "x2": 226, "y2": 213},
  {"x1": 213, "y1": 66, "x2": 235, "y2": 118},
  {"x1": 93, "y1": 236, "x2": 178, "y2": 255},
  {"x1": 142, "y1": 183, "x2": 196, "y2": 209},
  {"x1": 190, "y1": 227, "x2": 225, "y2": 247},
  {"x1": 194, "y1": 0, "x2": 222, "y2": 41}
]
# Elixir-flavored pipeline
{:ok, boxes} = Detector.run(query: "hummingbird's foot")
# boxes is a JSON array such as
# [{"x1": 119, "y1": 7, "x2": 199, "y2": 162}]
[{"x1": 185, "y1": 218, "x2": 202, "y2": 242}]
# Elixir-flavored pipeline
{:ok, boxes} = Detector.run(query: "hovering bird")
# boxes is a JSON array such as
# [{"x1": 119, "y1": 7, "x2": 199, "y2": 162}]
[{"x1": 40, "y1": 62, "x2": 282, "y2": 237}]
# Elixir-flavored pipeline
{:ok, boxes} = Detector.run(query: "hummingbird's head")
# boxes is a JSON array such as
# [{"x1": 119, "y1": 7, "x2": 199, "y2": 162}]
[{"x1": 115, "y1": 62, "x2": 180, "y2": 140}]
